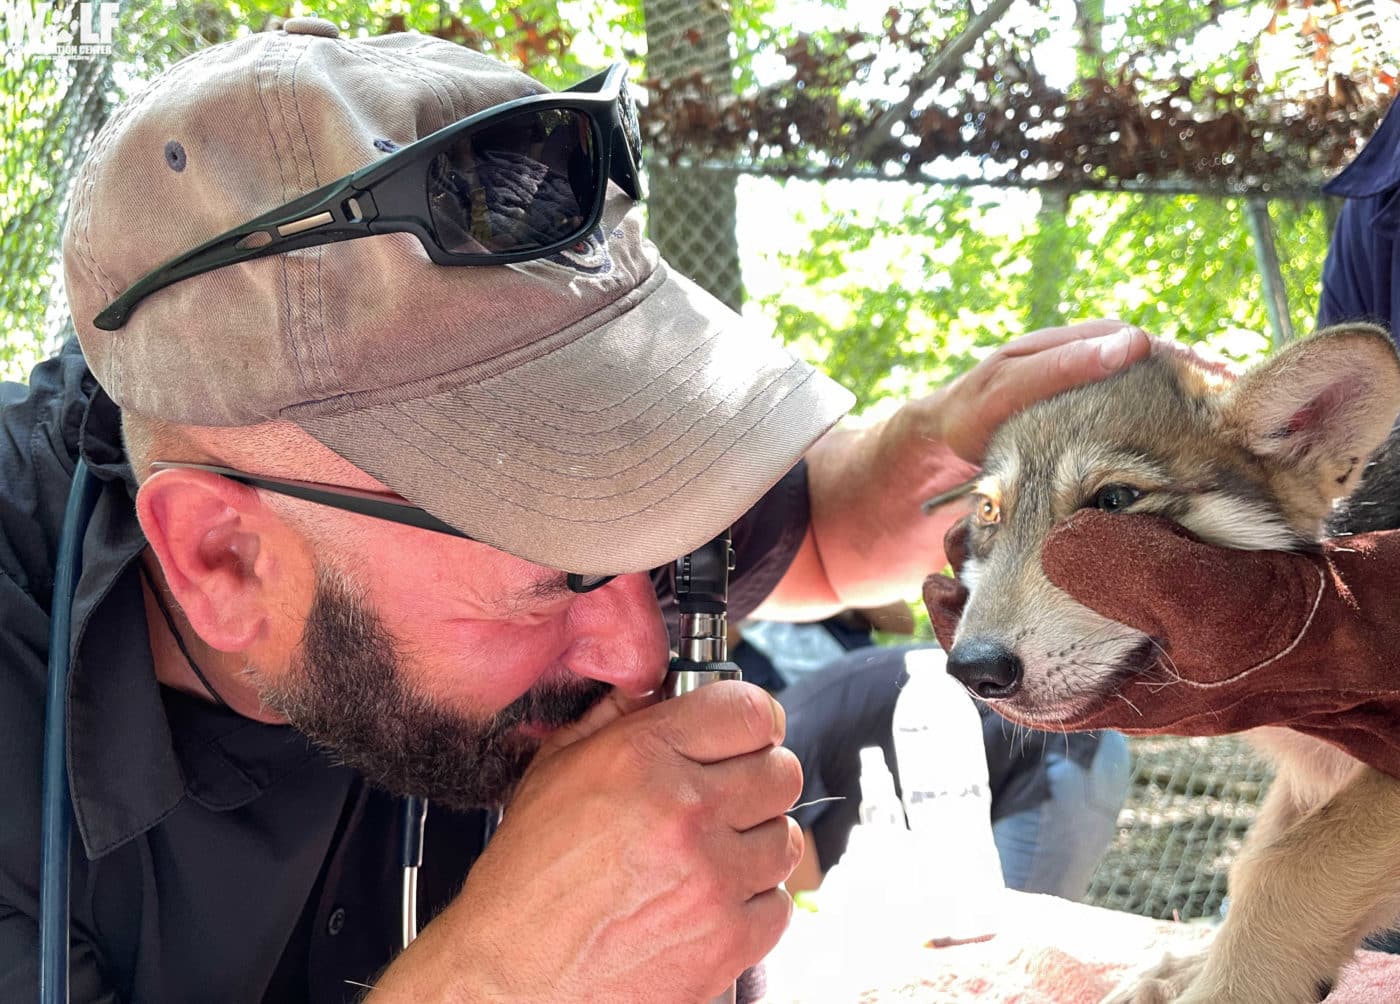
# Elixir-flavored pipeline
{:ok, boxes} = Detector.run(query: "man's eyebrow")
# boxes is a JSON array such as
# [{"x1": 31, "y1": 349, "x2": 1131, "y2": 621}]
[{"x1": 508, "y1": 574, "x2": 573, "y2": 605}]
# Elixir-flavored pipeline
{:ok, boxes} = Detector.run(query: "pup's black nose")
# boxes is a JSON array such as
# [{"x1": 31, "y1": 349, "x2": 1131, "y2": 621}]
[{"x1": 946, "y1": 640, "x2": 1023, "y2": 699}]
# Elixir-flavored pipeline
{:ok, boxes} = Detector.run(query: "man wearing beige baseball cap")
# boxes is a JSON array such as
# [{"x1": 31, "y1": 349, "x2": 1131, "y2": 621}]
[{"x1": 0, "y1": 16, "x2": 1152, "y2": 1003}]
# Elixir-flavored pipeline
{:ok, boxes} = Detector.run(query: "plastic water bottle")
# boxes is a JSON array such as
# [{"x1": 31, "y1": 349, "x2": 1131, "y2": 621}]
[
  {"x1": 857, "y1": 745, "x2": 904, "y2": 828},
  {"x1": 892, "y1": 647, "x2": 1004, "y2": 943}
]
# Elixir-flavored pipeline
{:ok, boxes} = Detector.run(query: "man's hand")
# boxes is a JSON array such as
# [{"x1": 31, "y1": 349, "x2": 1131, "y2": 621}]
[
  {"x1": 927, "y1": 320, "x2": 1152, "y2": 464},
  {"x1": 1029, "y1": 512, "x2": 1400, "y2": 771},
  {"x1": 371, "y1": 681, "x2": 802, "y2": 1002},
  {"x1": 761, "y1": 321, "x2": 1153, "y2": 617}
]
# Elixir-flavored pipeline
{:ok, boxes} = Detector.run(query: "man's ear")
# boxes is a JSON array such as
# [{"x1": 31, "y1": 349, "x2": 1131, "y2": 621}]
[
  {"x1": 1221, "y1": 324, "x2": 1400, "y2": 501},
  {"x1": 135, "y1": 468, "x2": 291, "y2": 652}
]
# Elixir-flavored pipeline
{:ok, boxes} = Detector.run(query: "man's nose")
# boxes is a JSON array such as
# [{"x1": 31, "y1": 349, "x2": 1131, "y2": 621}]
[
  {"x1": 946, "y1": 639, "x2": 1023, "y2": 699},
  {"x1": 560, "y1": 573, "x2": 671, "y2": 697}
]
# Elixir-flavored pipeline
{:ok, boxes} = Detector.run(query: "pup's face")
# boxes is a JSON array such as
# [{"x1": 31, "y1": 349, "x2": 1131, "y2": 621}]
[{"x1": 946, "y1": 325, "x2": 1400, "y2": 726}]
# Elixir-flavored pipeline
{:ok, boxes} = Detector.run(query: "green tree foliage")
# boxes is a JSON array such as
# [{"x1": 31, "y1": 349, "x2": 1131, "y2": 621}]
[{"x1": 757, "y1": 184, "x2": 1331, "y2": 413}]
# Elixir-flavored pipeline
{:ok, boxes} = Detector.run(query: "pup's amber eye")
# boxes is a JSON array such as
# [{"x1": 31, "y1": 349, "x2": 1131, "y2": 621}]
[
  {"x1": 973, "y1": 494, "x2": 1000, "y2": 525},
  {"x1": 1092, "y1": 483, "x2": 1143, "y2": 513}
]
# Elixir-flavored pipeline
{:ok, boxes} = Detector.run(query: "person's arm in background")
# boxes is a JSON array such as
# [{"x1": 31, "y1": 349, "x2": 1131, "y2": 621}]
[
  {"x1": 849, "y1": 601, "x2": 916, "y2": 637},
  {"x1": 755, "y1": 320, "x2": 1153, "y2": 618},
  {"x1": 1316, "y1": 196, "x2": 1381, "y2": 328},
  {"x1": 1315, "y1": 94, "x2": 1400, "y2": 333}
]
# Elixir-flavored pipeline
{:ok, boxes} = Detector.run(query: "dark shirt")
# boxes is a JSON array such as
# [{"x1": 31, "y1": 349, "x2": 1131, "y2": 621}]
[
  {"x1": 0, "y1": 340, "x2": 811, "y2": 1002},
  {"x1": 1318, "y1": 96, "x2": 1400, "y2": 333}
]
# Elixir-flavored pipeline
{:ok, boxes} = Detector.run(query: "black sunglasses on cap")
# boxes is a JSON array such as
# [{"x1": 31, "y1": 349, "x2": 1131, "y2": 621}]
[
  {"x1": 148, "y1": 461, "x2": 617, "y2": 594},
  {"x1": 95, "y1": 62, "x2": 643, "y2": 331}
]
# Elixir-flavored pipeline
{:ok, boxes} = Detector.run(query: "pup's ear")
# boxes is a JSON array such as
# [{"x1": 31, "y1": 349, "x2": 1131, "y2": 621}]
[
  {"x1": 944, "y1": 513, "x2": 972, "y2": 572},
  {"x1": 1221, "y1": 324, "x2": 1400, "y2": 500}
]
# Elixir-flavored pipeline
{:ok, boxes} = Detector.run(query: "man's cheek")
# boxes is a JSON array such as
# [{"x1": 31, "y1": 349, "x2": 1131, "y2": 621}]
[{"x1": 414, "y1": 618, "x2": 570, "y2": 712}]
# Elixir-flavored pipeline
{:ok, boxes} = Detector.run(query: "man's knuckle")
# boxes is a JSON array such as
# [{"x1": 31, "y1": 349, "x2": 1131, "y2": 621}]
[
  {"x1": 758, "y1": 818, "x2": 800, "y2": 881},
  {"x1": 711, "y1": 680, "x2": 767, "y2": 744},
  {"x1": 727, "y1": 683, "x2": 777, "y2": 746},
  {"x1": 746, "y1": 891, "x2": 791, "y2": 958},
  {"x1": 669, "y1": 775, "x2": 707, "y2": 819},
  {"x1": 772, "y1": 746, "x2": 803, "y2": 803},
  {"x1": 984, "y1": 344, "x2": 1012, "y2": 368},
  {"x1": 626, "y1": 717, "x2": 685, "y2": 768},
  {"x1": 977, "y1": 356, "x2": 1015, "y2": 398},
  {"x1": 690, "y1": 862, "x2": 729, "y2": 910},
  {"x1": 784, "y1": 815, "x2": 804, "y2": 871},
  {"x1": 676, "y1": 780, "x2": 721, "y2": 836}
]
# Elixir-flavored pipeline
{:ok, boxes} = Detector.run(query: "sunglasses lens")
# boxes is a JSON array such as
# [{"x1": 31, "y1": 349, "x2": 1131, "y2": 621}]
[{"x1": 427, "y1": 107, "x2": 601, "y2": 255}]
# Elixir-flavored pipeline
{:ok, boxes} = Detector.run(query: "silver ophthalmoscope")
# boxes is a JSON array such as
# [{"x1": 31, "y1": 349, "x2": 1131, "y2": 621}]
[{"x1": 665, "y1": 529, "x2": 741, "y2": 698}]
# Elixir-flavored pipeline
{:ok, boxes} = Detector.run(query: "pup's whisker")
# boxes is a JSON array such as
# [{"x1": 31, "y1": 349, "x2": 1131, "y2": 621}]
[
  {"x1": 790, "y1": 796, "x2": 847, "y2": 813},
  {"x1": 1142, "y1": 635, "x2": 1184, "y2": 684}
]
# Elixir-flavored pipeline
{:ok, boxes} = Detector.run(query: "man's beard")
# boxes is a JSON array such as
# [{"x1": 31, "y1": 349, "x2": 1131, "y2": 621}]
[{"x1": 253, "y1": 567, "x2": 608, "y2": 809}]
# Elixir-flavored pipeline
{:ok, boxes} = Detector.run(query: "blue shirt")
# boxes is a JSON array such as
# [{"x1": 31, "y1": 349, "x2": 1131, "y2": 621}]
[{"x1": 1319, "y1": 98, "x2": 1400, "y2": 332}]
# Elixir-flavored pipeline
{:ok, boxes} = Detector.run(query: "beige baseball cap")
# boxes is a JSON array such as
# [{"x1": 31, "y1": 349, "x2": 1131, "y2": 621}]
[{"x1": 63, "y1": 18, "x2": 853, "y2": 575}]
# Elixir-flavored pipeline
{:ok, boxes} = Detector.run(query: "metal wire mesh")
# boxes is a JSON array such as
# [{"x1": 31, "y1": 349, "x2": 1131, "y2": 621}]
[
  {"x1": 2, "y1": 55, "x2": 109, "y2": 372},
  {"x1": 640, "y1": 0, "x2": 744, "y2": 310},
  {"x1": 6, "y1": 1, "x2": 1389, "y2": 363},
  {"x1": 1, "y1": 3, "x2": 226, "y2": 376},
  {"x1": 0, "y1": 1, "x2": 748, "y2": 373},
  {"x1": 1083, "y1": 736, "x2": 1275, "y2": 922}
]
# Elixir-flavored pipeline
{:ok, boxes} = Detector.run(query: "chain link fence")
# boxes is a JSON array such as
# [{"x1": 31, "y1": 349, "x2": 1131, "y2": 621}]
[
  {"x1": 3, "y1": 45, "x2": 113, "y2": 375},
  {"x1": 1085, "y1": 737, "x2": 1274, "y2": 922},
  {"x1": 2, "y1": 2, "x2": 242, "y2": 376},
  {"x1": 640, "y1": 0, "x2": 744, "y2": 311}
]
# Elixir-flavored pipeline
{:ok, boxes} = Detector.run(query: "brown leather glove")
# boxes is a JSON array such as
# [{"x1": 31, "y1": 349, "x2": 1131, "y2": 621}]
[{"x1": 1036, "y1": 510, "x2": 1400, "y2": 778}]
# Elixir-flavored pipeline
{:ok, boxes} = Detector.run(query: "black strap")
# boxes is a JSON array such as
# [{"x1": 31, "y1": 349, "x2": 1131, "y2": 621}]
[{"x1": 138, "y1": 560, "x2": 232, "y2": 711}]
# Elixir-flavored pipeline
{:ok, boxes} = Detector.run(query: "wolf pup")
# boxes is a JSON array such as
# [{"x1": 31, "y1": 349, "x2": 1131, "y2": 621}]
[{"x1": 941, "y1": 324, "x2": 1400, "y2": 1004}]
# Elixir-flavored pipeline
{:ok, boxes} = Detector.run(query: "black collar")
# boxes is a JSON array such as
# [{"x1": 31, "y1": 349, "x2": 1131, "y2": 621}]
[{"x1": 66, "y1": 379, "x2": 324, "y2": 859}]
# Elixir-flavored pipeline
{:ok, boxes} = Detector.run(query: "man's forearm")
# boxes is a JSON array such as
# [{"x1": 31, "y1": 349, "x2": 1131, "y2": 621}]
[
  {"x1": 754, "y1": 402, "x2": 976, "y2": 618},
  {"x1": 362, "y1": 894, "x2": 501, "y2": 1002},
  {"x1": 806, "y1": 403, "x2": 977, "y2": 609}
]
